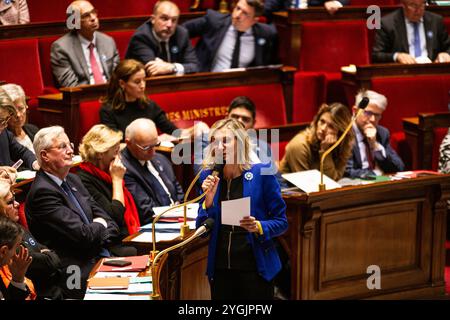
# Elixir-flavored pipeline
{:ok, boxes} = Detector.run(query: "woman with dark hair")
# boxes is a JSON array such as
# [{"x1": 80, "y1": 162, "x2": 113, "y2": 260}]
[
  {"x1": 280, "y1": 103, "x2": 354, "y2": 181},
  {"x1": 0, "y1": 180, "x2": 62, "y2": 300},
  {"x1": 99, "y1": 59, "x2": 208, "y2": 138}
]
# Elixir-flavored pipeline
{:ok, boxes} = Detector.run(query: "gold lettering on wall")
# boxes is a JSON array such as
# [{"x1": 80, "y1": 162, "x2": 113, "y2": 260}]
[{"x1": 168, "y1": 106, "x2": 229, "y2": 122}]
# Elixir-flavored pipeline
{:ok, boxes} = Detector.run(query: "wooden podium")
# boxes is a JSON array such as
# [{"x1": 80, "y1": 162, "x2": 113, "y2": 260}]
[{"x1": 282, "y1": 174, "x2": 450, "y2": 299}]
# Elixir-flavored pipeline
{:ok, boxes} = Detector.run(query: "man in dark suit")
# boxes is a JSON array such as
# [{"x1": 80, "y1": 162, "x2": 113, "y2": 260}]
[
  {"x1": 183, "y1": 0, "x2": 277, "y2": 72},
  {"x1": 25, "y1": 126, "x2": 119, "y2": 299},
  {"x1": 345, "y1": 90, "x2": 405, "y2": 179},
  {"x1": 51, "y1": 0, "x2": 120, "y2": 87},
  {"x1": 125, "y1": 1, "x2": 198, "y2": 76},
  {"x1": 372, "y1": 0, "x2": 450, "y2": 63},
  {"x1": 264, "y1": 0, "x2": 349, "y2": 19},
  {"x1": 122, "y1": 118, "x2": 184, "y2": 225}
]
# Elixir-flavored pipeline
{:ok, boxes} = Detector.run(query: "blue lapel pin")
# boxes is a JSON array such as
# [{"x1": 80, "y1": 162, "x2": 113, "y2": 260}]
[{"x1": 244, "y1": 172, "x2": 253, "y2": 181}]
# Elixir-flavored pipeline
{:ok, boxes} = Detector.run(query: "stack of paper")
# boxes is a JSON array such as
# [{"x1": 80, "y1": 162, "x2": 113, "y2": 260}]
[{"x1": 88, "y1": 277, "x2": 129, "y2": 290}]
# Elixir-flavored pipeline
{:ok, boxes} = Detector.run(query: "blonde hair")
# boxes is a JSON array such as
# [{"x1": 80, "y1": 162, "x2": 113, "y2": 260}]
[
  {"x1": 79, "y1": 124, "x2": 123, "y2": 164},
  {"x1": 0, "y1": 84, "x2": 27, "y2": 108},
  {"x1": 0, "y1": 180, "x2": 11, "y2": 213},
  {"x1": 202, "y1": 118, "x2": 252, "y2": 172},
  {"x1": 0, "y1": 87, "x2": 18, "y2": 117}
]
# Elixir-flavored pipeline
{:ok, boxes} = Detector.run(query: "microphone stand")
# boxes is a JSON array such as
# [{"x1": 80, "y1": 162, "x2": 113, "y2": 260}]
[{"x1": 319, "y1": 108, "x2": 364, "y2": 191}]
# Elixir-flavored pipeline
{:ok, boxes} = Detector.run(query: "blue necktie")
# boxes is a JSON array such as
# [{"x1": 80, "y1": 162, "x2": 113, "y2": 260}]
[
  {"x1": 61, "y1": 181, "x2": 110, "y2": 257},
  {"x1": 413, "y1": 22, "x2": 421, "y2": 58}
]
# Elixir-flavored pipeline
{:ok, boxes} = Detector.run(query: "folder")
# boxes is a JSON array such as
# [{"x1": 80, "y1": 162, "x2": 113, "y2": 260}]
[
  {"x1": 98, "y1": 255, "x2": 150, "y2": 272},
  {"x1": 88, "y1": 277, "x2": 129, "y2": 290}
]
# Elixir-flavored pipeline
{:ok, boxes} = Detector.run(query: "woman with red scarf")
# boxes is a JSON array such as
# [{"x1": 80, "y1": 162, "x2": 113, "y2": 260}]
[{"x1": 78, "y1": 124, "x2": 140, "y2": 257}]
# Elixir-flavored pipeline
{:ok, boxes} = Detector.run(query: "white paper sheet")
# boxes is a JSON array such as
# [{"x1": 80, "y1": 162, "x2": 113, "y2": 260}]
[
  {"x1": 140, "y1": 220, "x2": 196, "y2": 232},
  {"x1": 152, "y1": 203, "x2": 199, "y2": 219},
  {"x1": 16, "y1": 170, "x2": 36, "y2": 181},
  {"x1": 221, "y1": 197, "x2": 250, "y2": 226},
  {"x1": 282, "y1": 169, "x2": 341, "y2": 193},
  {"x1": 94, "y1": 272, "x2": 139, "y2": 279},
  {"x1": 131, "y1": 232, "x2": 180, "y2": 243}
]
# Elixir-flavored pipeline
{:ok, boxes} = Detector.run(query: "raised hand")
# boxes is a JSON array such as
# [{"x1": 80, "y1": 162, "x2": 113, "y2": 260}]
[
  {"x1": 202, "y1": 175, "x2": 220, "y2": 209},
  {"x1": 9, "y1": 245, "x2": 32, "y2": 283}
]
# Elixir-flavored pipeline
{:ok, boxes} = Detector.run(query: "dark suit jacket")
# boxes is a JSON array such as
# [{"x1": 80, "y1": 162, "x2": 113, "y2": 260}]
[
  {"x1": 264, "y1": 0, "x2": 350, "y2": 19},
  {"x1": 22, "y1": 123, "x2": 39, "y2": 143},
  {"x1": 51, "y1": 31, "x2": 120, "y2": 88},
  {"x1": 0, "y1": 276, "x2": 30, "y2": 300},
  {"x1": 372, "y1": 9, "x2": 450, "y2": 63},
  {"x1": 344, "y1": 125, "x2": 405, "y2": 178},
  {"x1": 121, "y1": 148, "x2": 184, "y2": 225},
  {"x1": 25, "y1": 171, "x2": 119, "y2": 299},
  {"x1": 183, "y1": 10, "x2": 278, "y2": 72},
  {"x1": 125, "y1": 21, "x2": 199, "y2": 74},
  {"x1": 0, "y1": 129, "x2": 36, "y2": 169}
]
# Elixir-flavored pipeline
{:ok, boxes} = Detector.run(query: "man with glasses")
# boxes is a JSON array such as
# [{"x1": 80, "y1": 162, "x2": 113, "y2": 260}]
[
  {"x1": 345, "y1": 90, "x2": 405, "y2": 179},
  {"x1": 121, "y1": 118, "x2": 184, "y2": 225},
  {"x1": 51, "y1": 0, "x2": 120, "y2": 87},
  {"x1": 26, "y1": 126, "x2": 120, "y2": 299},
  {"x1": 372, "y1": 0, "x2": 450, "y2": 63},
  {"x1": 183, "y1": 0, "x2": 277, "y2": 72},
  {"x1": 0, "y1": 88, "x2": 38, "y2": 171}
]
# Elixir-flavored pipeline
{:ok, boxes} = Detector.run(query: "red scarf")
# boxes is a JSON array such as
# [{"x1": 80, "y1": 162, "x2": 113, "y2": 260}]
[{"x1": 79, "y1": 162, "x2": 140, "y2": 235}]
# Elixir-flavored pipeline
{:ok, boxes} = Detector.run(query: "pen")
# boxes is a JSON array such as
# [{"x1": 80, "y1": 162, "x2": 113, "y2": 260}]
[{"x1": 12, "y1": 159, "x2": 23, "y2": 169}]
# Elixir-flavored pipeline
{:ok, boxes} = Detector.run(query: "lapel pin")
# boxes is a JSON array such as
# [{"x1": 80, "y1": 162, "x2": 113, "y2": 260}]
[
  {"x1": 171, "y1": 46, "x2": 179, "y2": 54},
  {"x1": 427, "y1": 31, "x2": 433, "y2": 38},
  {"x1": 244, "y1": 172, "x2": 253, "y2": 181},
  {"x1": 257, "y1": 38, "x2": 266, "y2": 46}
]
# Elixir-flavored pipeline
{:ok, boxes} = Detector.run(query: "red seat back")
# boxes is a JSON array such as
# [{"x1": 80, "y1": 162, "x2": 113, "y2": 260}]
[
  {"x1": 0, "y1": 39, "x2": 44, "y2": 98},
  {"x1": 299, "y1": 20, "x2": 370, "y2": 72},
  {"x1": 38, "y1": 36, "x2": 60, "y2": 89},
  {"x1": 349, "y1": 0, "x2": 398, "y2": 5},
  {"x1": 371, "y1": 75, "x2": 450, "y2": 133},
  {"x1": 150, "y1": 84, "x2": 287, "y2": 129},
  {"x1": 79, "y1": 100, "x2": 102, "y2": 142},
  {"x1": 292, "y1": 72, "x2": 326, "y2": 123},
  {"x1": 105, "y1": 30, "x2": 135, "y2": 59}
]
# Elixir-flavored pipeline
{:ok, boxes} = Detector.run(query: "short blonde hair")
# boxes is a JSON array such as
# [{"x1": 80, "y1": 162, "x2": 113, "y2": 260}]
[
  {"x1": 203, "y1": 118, "x2": 252, "y2": 171},
  {"x1": 0, "y1": 87, "x2": 18, "y2": 117},
  {"x1": 0, "y1": 84, "x2": 27, "y2": 108},
  {"x1": 79, "y1": 124, "x2": 123, "y2": 164},
  {"x1": 0, "y1": 180, "x2": 11, "y2": 213}
]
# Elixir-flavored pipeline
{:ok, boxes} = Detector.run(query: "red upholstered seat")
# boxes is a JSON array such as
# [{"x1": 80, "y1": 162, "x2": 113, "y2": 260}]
[
  {"x1": 18, "y1": 202, "x2": 29, "y2": 230},
  {"x1": 444, "y1": 18, "x2": 450, "y2": 34},
  {"x1": 292, "y1": 72, "x2": 326, "y2": 123},
  {"x1": 79, "y1": 100, "x2": 102, "y2": 142},
  {"x1": 38, "y1": 36, "x2": 60, "y2": 90},
  {"x1": 150, "y1": 84, "x2": 287, "y2": 129},
  {"x1": 349, "y1": 0, "x2": 398, "y2": 5},
  {"x1": 0, "y1": 38, "x2": 44, "y2": 98},
  {"x1": 106, "y1": 30, "x2": 135, "y2": 59},
  {"x1": 27, "y1": 0, "x2": 72, "y2": 22}
]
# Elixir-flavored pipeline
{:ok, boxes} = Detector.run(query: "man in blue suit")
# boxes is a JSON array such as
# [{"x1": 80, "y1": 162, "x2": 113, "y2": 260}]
[
  {"x1": 345, "y1": 90, "x2": 405, "y2": 179},
  {"x1": 182, "y1": 0, "x2": 277, "y2": 72},
  {"x1": 264, "y1": 0, "x2": 349, "y2": 20},
  {"x1": 121, "y1": 118, "x2": 184, "y2": 225}
]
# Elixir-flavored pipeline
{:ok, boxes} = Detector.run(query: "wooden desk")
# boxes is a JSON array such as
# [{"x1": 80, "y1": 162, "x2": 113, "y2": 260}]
[
  {"x1": 123, "y1": 231, "x2": 210, "y2": 300},
  {"x1": 282, "y1": 174, "x2": 450, "y2": 299},
  {"x1": 403, "y1": 112, "x2": 450, "y2": 170}
]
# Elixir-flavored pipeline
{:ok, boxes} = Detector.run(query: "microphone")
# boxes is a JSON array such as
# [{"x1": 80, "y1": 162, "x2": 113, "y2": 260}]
[
  {"x1": 212, "y1": 163, "x2": 224, "y2": 177},
  {"x1": 151, "y1": 218, "x2": 215, "y2": 299},
  {"x1": 318, "y1": 98, "x2": 370, "y2": 191}
]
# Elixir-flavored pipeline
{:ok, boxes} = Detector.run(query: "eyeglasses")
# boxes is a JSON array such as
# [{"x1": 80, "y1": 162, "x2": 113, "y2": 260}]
[
  {"x1": 229, "y1": 113, "x2": 253, "y2": 124},
  {"x1": 81, "y1": 8, "x2": 98, "y2": 20},
  {"x1": 134, "y1": 141, "x2": 161, "y2": 151},
  {"x1": 0, "y1": 114, "x2": 12, "y2": 127},
  {"x1": 405, "y1": 2, "x2": 426, "y2": 10},
  {"x1": 47, "y1": 142, "x2": 74, "y2": 152},
  {"x1": 363, "y1": 110, "x2": 382, "y2": 120},
  {"x1": 16, "y1": 105, "x2": 28, "y2": 114}
]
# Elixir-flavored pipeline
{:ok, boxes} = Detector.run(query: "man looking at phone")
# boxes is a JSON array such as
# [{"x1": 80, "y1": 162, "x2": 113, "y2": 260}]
[{"x1": 344, "y1": 90, "x2": 405, "y2": 179}]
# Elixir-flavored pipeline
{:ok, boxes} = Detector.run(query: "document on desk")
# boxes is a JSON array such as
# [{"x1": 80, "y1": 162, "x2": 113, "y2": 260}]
[
  {"x1": 132, "y1": 231, "x2": 180, "y2": 243},
  {"x1": 152, "y1": 203, "x2": 199, "y2": 219},
  {"x1": 282, "y1": 170, "x2": 341, "y2": 193},
  {"x1": 84, "y1": 293, "x2": 151, "y2": 300},
  {"x1": 221, "y1": 197, "x2": 250, "y2": 226}
]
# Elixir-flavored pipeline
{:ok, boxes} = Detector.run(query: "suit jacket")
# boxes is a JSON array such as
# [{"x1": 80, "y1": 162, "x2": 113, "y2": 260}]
[
  {"x1": 197, "y1": 163, "x2": 288, "y2": 282},
  {"x1": 344, "y1": 125, "x2": 405, "y2": 178},
  {"x1": 51, "y1": 31, "x2": 120, "y2": 88},
  {"x1": 0, "y1": 0, "x2": 29, "y2": 25},
  {"x1": 125, "y1": 21, "x2": 199, "y2": 74},
  {"x1": 0, "y1": 273, "x2": 30, "y2": 300},
  {"x1": 264, "y1": 0, "x2": 349, "y2": 19},
  {"x1": 372, "y1": 9, "x2": 450, "y2": 63},
  {"x1": 25, "y1": 170, "x2": 119, "y2": 299},
  {"x1": 121, "y1": 148, "x2": 184, "y2": 225},
  {"x1": 22, "y1": 123, "x2": 39, "y2": 142},
  {"x1": 183, "y1": 10, "x2": 278, "y2": 72},
  {"x1": 0, "y1": 129, "x2": 36, "y2": 169}
]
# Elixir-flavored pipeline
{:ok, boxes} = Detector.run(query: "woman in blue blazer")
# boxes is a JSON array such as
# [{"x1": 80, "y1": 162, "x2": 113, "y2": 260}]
[{"x1": 197, "y1": 118, "x2": 288, "y2": 300}]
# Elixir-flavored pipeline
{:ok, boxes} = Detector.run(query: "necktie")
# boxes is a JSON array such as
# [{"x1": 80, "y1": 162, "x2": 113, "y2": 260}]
[
  {"x1": 230, "y1": 31, "x2": 244, "y2": 69},
  {"x1": 88, "y1": 43, "x2": 104, "y2": 84},
  {"x1": 61, "y1": 181, "x2": 90, "y2": 224},
  {"x1": 363, "y1": 139, "x2": 375, "y2": 170},
  {"x1": 160, "y1": 41, "x2": 169, "y2": 62},
  {"x1": 413, "y1": 22, "x2": 421, "y2": 58}
]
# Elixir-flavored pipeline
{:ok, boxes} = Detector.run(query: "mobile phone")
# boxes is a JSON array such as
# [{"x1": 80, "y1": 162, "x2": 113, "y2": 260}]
[
  {"x1": 12, "y1": 159, "x2": 23, "y2": 170},
  {"x1": 103, "y1": 259, "x2": 132, "y2": 267}
]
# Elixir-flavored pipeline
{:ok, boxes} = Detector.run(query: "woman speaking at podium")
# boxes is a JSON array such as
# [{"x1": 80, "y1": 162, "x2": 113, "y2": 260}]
[{"x1": 197, "y1": 118, "x2": 288, "y2": 300}]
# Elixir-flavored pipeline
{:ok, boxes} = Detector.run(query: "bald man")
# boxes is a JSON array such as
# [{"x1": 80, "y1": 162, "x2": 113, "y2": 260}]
[
  {"x1": 51, "y1": 0, "x2": 120, "y2": 87},
  {"x1": 121, "y1": 118, "x2": 184, "y2": 225},
  {"x1": 125, "y1": 0, "x2": 199, "y2": 76}
]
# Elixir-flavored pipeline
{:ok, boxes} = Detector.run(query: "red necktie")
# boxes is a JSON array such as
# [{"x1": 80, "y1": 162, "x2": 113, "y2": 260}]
[
  {"x1": 88, "y1": 43, "x2": 104, "y2": 84},
  {"x1": 363, "y1": 139, "x2": 375, "y2": 170}
]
